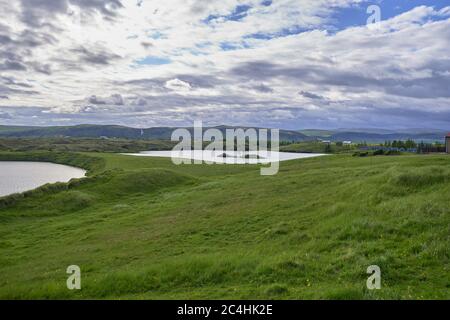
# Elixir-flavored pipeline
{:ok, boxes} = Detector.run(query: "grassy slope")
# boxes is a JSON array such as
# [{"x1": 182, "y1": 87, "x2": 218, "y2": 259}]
[
  {"x1": 0, "y1": 153, "x2": 449, "y2": 299},
  {"x1": 0, "y1": 137, "x2": 175, "y2": 153},
  {"x1": 0, "y1": 125, "x2": 309, "y2": 142},
  {"x1": 280, "y1": 141, "x2": 355, "y2": 154}
]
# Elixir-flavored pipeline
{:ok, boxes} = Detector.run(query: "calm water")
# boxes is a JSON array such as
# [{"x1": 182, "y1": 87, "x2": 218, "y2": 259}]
[
  {"x1": 0, "y1": 162, "x2": 86, "y2": 197},
  {"x1": 123, "y1": 150, "x2": 326, "y2": 164}
]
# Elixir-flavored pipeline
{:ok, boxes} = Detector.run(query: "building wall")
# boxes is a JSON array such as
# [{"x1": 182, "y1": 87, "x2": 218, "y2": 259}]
[{"x1": 446, "y1": 137, "x2": 450, "y2": 153}]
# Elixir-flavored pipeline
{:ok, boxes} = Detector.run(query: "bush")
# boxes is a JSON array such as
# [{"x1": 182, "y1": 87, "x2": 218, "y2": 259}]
[
  {"x1": 385, "y1": 150, "x2": 401, "y2": 156},
  {"x1": 353, "y1": 152, "x2": 369, "y2": 157},
  {"x1": 373, "y1": 149, "x2": 385, "y2": 156}
]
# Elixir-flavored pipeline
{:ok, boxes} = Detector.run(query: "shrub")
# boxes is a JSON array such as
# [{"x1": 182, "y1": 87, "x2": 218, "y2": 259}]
[
  {"x1": 353, "y1": 151, "x2": 369, "y2": 157},
  {"x1": 385, "y1": 150, "x2": 401, "y2": 156},
  {"x1": 373, "y1": 149, "x2": 385, "y2": 156}
]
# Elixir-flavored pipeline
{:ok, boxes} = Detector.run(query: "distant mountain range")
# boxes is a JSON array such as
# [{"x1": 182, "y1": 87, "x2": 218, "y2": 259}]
[
  {"x1": 298, "y1": 128, "x2": 447, "y2": 143},
  {"x1": 0, "y1": 124, "x2": 308, "y2": 141},
  {"x1": 0, "y1": 125, "x2": 447, "y2": 143}
]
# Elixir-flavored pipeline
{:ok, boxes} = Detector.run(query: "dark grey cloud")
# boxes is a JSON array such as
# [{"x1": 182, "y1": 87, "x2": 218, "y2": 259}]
[
  {"x1": 0, "y1": 26, "x2": 58, "y2": 79},
  {"x1": 0, "y1": 50, "x2": 25, "y2": 62},
  {"x1": 0, "y1": 76, "x2": 38, "y2": 97},
  {"x1": 0, "y1": 26, "x2": 57, "y2": 52},
  {"x1": 122, "y1": 74, "x2": 225, "y2": 94},
  {"x1": 110, "y1": 94, "x2": 124, "y2": 105},
  {"x1": 0, "y1": 60, "x2": 27, "y2": 71},
  {"x1": 2, "y1": 96, "x2": 450, "y2": 131},
  {"x1": 0, "y1": 85, "x2": 39, "y2": 95},
  {"x1": 123, "y1": 78, "x2": 165, "y2": 88},
  {"x1": 230, "y1": 61, "x2": 280, "y2": 79},
  {"x1": 132, "y1": 97, "x2": 148, "y2": 106},
  {"x1": 365, "y1": 106, "x2": 450, "y2": 123},
  {"x1": 18, "y1": 29, "x2": 58, "y2": 47},
  {"x1": 72, "y1": 0, "x2": 123, "y2": 18},
  {"x1": 384, "y1": 74, "x2": 450, "y2": 99},
  {"x1": 0, "y1": 76, "x2": 33, "y2": 88},
  {"x1": 71, "y1": 46, "x2": 121, "y2": 65},
  {"x1": 0, "y1": 106, "x2": 49, "y2": 120},
  {"x1": 0, "y1": 112, "x2": 12, "y2": 119},
  {"x1": 19, "y1": 0, "x2": 123, "y2": 28},
  {"x1": 299, "y1": 90, "x2": 324, "y2": 100},
  {"x1": 231, "y1": 61, "x2": 450, "y2": 100},
  {"x1": 123, "y1": 92, "x2": 286, "y2": 112},
  {"x1": 177, "y1": 74, "x2": 224, "y2": 89},
  {"x1": 126, "y1": 74, "x2": 221, "y2": 88},
  {"x1": 88, "y1": 93, "x2": 124, "y2": 105},
  {"x1": 141, "y1": 41, "x2": 153, "y2": 49},
  {"x1": 0, "y1": 35, "x2": 12, "y2": 44},
  {"x1": 30, "y1": 62, "x2": 52, "y2": 75},
  {"x1": 0, "y1": 23, "x2": 10, "y2": 34},
  {"x1": 250, "y1": 83, "x2": 274, "y2": 93},
  {"x1": 20, "y1": 0, "x2": 69, "y2": 28},
  {"x1": 88, "y1": 95, "x2": 107, "y2": 105}
]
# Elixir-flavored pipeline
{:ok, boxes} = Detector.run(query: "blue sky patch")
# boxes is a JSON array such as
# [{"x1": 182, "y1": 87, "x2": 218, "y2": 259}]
[
  {"x1": 147, "y1": 31, "x2": 165, "y2": 40},
  {"x1": 329, "y1": 0, "x2": 450, "y2": 31},
  {"x1": 228, "y1": 4, "x2": 252, "y2": 21},
  {"x1": 245, "y1": 25, "x2": 312, "y2": 41},
  {"x1": 220, "y1": 42, "x2": 247, "y2": 51},
  {"x1": 135, "y1": 56, "x2": 171, "y2": 65},
  {"x1": 203, "y1": 4, "x2": 252, "y2": 24}
]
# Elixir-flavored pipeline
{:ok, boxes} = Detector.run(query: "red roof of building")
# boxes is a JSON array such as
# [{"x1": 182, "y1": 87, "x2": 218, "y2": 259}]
[{"x1": 447, "y1": 133, "x2": 450, "y2": 138}]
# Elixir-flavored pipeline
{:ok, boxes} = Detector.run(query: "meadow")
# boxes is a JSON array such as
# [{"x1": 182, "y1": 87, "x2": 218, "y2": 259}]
[{"x1": 0, "y1": 151, "x2": 449, "y2": 299}]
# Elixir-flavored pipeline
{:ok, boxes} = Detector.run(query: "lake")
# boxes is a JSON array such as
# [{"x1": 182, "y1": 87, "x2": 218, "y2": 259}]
[
  {"x1": 123, "y1": 150, "x2": 326, "y2": 164},
  {"x1": 0, "y1": 162, "x2": 86, "y2": 197}
]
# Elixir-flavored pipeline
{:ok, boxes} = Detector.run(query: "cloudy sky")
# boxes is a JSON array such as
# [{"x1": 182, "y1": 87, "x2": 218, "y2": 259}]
[{"x1": 0, "y1": 0, "x2": 449, "y2": 129}]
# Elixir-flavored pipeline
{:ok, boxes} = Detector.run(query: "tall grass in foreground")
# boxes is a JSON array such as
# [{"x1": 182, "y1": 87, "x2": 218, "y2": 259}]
[{"x1": 0, "y1": 152, "x2": 448, "y2": 299}]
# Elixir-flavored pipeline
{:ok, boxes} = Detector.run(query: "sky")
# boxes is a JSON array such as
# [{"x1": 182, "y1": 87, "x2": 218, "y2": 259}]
[{"x1": 0, "y1": 0, "x2": 449, "y2": 130}]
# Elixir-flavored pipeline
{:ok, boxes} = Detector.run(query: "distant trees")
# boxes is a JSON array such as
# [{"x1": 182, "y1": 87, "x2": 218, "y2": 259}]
[
  {"x1": 357, "y1": 141, "x2": 368, "y2": 147},
  {"x1": 384, "y1": 139, "x2": 417, "y2": 149},
  {"x1": 280, "y1": 140, "x2": 295, "y2": 146},
  {"x1": 417, "y1": 141, "x2": 446, "y2": 154},
  {"x1": 384, "y1": 140, "x2": 444, "y2": 153}
]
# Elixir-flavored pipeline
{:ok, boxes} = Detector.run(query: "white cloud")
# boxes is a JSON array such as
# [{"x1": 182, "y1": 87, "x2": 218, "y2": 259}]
[
  {"x1": 0, "y1": 1, "x2": 449, "y2": 129},
  {"x1": 165, "y1": 78, "x2": 192, "y2": 92}
]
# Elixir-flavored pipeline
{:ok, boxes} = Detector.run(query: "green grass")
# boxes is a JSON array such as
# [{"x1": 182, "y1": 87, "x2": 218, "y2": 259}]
[
  {"x1": 0, "y1": 137, "x2": 175, "y2": 153},
  {"x1": 280, "y1": 141, "x2": 356, "y2": 154},
  {"x1": 0, "y1": 152, "x2": 449, "y2": 299}
]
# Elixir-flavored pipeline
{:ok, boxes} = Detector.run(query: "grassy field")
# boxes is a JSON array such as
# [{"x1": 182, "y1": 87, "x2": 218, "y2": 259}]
[
  {"x1": 0, "y1": 137, "x2": 175, "y2": 153},
  {"x1": 0, "y1": 152, "x2": 449, "y2": 299},
  {"x1": 280, "y1": 141, "x2": 356, "y2": 154}
]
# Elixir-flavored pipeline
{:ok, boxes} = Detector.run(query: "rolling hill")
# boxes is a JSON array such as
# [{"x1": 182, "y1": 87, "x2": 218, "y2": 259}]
[
  {"x1": 0, "y1": 125, "x2": 309, "y2": 142},
  {"x1": 0, "y1": 125, "x2": 446, "y2": 143},
  {"x1": 0, "y1": 151, "x2": 448, "y2": 299},
  {"x1": 301, "y1": 128, "x2": 447, "y2": 143},
  {"x1": 329, "y1": 132, "x2": 446, "y2": 143}
]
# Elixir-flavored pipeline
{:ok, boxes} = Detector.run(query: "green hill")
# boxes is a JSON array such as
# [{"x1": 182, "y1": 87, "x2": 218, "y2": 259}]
[
  {"x1": 0, "y1": 152, "x2": 449, "y2": 299},
  {"x1": 0, "y1": 124, "x2": 446, "y2": 143},
  {"x1": 0, "y1": 125, "x2": 309, "y2": 142},
  {"x1": 298, "y1": 129, "x2": 334, "y2": 137}
]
